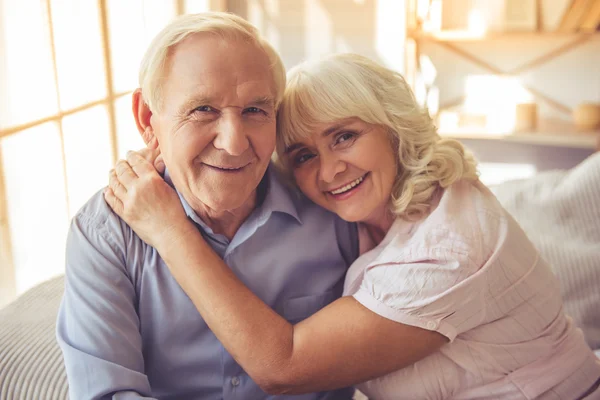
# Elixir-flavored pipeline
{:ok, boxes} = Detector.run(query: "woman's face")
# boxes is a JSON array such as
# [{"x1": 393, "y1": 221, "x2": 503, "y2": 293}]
[{"x1": 286, "y1": 118, "x2": 398, "y2": 224}]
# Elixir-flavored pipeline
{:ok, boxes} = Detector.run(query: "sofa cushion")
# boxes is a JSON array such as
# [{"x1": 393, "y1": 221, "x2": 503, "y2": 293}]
[
  {"x1": 0, "y1": 275, "x2": 67, "y2": 399},
  {"x1": 491, "y1": 153, "x2": 600, "y2": 350}
]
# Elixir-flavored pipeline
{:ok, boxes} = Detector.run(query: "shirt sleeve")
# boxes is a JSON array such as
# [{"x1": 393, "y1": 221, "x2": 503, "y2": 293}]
[
  {"x1": 353, "y1": 248, "x2": 487, "y2": 342},
  {"x1": 56, "y1": 203, "x2": 157, "y2": 400}
]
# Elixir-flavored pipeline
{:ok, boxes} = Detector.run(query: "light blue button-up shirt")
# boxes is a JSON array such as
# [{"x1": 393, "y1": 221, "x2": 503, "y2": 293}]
[{"x1": 56, "y1": 166, "x2": 357, "y2": 400}]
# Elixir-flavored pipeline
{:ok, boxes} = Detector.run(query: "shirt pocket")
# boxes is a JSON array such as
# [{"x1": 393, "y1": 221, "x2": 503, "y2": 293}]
[{"x1": 283, "y1": 291, "x2": 337, "y2": 324}]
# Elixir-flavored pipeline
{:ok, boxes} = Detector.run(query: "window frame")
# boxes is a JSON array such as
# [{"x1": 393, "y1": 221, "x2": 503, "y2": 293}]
[{"x1": 0, "y1": 0, "x2": 226, "y2": 305}]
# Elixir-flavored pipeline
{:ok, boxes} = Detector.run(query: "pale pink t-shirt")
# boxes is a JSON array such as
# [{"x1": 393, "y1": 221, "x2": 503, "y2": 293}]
[{"x1": 344, "y1": 179, "x2": 600, "y2": 400}]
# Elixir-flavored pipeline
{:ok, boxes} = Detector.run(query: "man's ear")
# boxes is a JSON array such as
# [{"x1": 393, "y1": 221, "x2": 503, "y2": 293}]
[{"x1": 132, "y1": 88, "x2": 156, "y2": 146}]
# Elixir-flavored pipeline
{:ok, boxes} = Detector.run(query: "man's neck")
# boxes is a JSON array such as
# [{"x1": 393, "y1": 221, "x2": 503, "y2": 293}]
[
  {"x1": 168, "y1": 170, "x2": 270, "y2": 241},
  {"x1": 194, "y1": 195, "x2": 257, "y2": 241}
]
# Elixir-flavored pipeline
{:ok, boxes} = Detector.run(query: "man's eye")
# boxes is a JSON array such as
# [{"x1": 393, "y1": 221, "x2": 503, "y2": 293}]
[
  {"x1": 194, "y1": 105, "x2": 214, "y2": 113},
  {"x1": 244, "y1": 107, "x2": 265, "y2": 114}
]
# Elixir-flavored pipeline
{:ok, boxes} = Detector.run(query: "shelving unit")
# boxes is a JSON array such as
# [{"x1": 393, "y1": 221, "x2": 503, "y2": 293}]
[
  {"x1": 409, "y1": 29, "x2": 599, "y2": 41},
  {"x1": 403, "y1": 0, "x2": 600, "y2": 148},
  {"x1": 438, "y1": 130, "x2": 598, "y2": 149}
]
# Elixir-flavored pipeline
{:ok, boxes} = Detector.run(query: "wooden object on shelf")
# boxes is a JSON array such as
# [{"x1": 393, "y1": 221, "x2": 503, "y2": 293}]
[
  {"x1": 515, "y1": 103, "x2": 538, "y2": 132},
  {"x1": 580, "y1": 0, "x2": 600, "y2": 31},
  {"x1": 458, "y1": 113, "x2": 487, "y2": 129},
  {"x1": 573, "y1": 103, "x2": 600, "y2": 131},
  {"x1": 406, "y1": 0, "x2": 418, "y2": 32},
  {"x1": 558, "y1": 0, "x2": 596, "y2": 32},
  {"x1": 504, "y1": 0, "x2": 539, "y2": 32},
  {"x1": 441, "y1": 0, "x2": 470, "y2": 31}
]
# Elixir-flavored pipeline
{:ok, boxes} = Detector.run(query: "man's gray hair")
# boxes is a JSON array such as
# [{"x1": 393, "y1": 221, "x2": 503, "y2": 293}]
[{"x1": 138, "y1": 12, "x2": 286, "y2": 113}]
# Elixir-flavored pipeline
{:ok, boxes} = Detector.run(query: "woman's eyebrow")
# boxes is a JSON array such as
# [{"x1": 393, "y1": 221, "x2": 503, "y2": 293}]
[
  {"x1": 321, "y1": 123, "x2": 346, "y2": 137},
  {"x1": 284, "y1": 143, "x2": 303, "y2": 154}
]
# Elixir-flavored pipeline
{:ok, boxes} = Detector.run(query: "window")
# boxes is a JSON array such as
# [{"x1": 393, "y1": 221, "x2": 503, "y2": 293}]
[{"x1": 0, "y1": 0, "x2": 218, "y2": 306}]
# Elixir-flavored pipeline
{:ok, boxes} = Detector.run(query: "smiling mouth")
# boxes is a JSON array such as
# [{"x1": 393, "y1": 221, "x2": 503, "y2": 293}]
[
  {"x1": 204, "y1": 163, "x2": 249, "y2": 172},
  {"x1": 328, "y1": 173, "x2": 368, "y2": 195}
]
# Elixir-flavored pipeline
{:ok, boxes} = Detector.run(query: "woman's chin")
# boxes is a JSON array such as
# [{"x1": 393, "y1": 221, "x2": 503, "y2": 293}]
[
  {"x1": 335, "y1": 208, "x2": 370, "y2": 224},
  {"x1": 315, "y1": 198, "x2": 374, "y2": 223}
]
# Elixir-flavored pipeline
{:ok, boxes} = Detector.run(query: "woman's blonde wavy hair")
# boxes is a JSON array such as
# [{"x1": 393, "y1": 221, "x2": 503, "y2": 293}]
[{"x1": 275, "y1": 53, "x2": 479, "y2": 220}]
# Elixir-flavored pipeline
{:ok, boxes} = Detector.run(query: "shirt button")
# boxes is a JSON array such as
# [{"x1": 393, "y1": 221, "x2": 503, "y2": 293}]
[
  {"x1": 231, "y1": 376, "x2": 241, "y2": 387},
  {"x1": 426, "y1": 321, "x2": 438, "y2": 330}
]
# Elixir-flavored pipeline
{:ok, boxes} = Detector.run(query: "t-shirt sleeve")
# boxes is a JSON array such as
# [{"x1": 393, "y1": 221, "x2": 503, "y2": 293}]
[{"x1": 352, "y1": 248, "x2": 487, "y2": 342}]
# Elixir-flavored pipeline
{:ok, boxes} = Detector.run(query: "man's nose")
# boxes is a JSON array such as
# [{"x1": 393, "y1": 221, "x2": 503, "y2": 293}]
[
  {"x1": 319, "y1": 152, "x2": 346, "y2": 184},
  {"x1": 212, "y1": 113, "x2": 250, "y2": 156}
]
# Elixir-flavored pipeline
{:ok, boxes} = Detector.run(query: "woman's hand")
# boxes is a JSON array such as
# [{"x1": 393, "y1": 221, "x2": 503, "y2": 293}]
[{"x1": 104, "y1": 148, "x2": 193, "y2": 250}]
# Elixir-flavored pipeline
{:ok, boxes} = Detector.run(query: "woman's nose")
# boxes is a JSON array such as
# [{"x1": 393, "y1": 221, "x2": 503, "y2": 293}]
[{"x1": 319, "y1": 152, "x2": 346, "y2": 184}]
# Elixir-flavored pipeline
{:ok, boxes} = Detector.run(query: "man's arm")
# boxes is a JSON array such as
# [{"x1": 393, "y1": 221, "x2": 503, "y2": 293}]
[{"x1": 56, "y1": 199, "x2": 157, "y2": 400}]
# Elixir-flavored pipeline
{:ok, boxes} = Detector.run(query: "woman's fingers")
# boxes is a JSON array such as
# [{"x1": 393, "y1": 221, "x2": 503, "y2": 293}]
[
  {"x1": 154, "y1": 155, "x2": 166, "y2": 175},
  {"x1": 108, "y1": 169, "x2": 127, "y2": 198},
  {"x1": 145, "y1": 138, "x2": 166, "y2": 173},
  {"x1": 127, "y1": 150, "x2": 160, "y2": 177},
  {"x1": 115, "y1": 158, "x2": 138, "y2": 186},
  {"x1": 103, "y1": 186, "x2": 124, "y2": 216}
]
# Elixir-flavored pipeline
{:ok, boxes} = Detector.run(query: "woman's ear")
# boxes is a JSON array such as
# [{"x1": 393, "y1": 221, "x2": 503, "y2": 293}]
[{"x1": 132, "y1": 88, "x2": 155, "y2": 146}]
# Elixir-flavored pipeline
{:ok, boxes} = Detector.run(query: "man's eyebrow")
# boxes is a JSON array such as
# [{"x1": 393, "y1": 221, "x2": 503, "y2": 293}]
[
  {"x1": 247, "y1": 96, "x2": 275, "y2": 108},
  {"x1": 176, "y1": 96, "x2": 275, "y2": 115},
  {"x1": 177, "y1": 96, "x2": 214, "y2": 115}
]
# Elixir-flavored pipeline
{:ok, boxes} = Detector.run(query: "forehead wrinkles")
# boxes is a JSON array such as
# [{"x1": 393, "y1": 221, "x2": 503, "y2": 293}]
[
  {"x1": 174, "y1": 81, "x2": 274, "y2": 117},
  {"x1": 166, "y1": 68, "x2": 274, "y2": 115},
  {"x1": 165, "y1": 42, "x2": 274, "y2": 110}
]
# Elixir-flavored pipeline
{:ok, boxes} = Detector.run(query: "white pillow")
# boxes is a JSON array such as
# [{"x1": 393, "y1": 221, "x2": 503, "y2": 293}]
[{"x1": 491, "y1": 153, "x2": 600, "y2": 351}]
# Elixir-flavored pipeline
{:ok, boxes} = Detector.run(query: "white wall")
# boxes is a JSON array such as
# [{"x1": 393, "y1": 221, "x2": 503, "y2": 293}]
[{"x1": 242, "y1": 0, "x2": 407, "y2": 72}]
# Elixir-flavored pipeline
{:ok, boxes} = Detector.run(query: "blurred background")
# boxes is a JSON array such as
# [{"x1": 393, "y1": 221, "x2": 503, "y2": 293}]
[{"x1": 0, "y1": 0, "x2": 598, "y2": 307}]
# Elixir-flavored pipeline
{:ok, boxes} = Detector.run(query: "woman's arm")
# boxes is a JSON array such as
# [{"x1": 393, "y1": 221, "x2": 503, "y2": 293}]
[{"x1": 105, "y1": 151, "x2": 448, "y2": 394}]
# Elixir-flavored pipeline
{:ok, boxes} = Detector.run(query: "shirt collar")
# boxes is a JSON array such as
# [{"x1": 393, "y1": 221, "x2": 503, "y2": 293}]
[
  {"x1": 260, "y1": 165, "x2": 302, "y2": 224},
  {"x1": 163, "y1": 164, "x2": 302, "y2": 231}
]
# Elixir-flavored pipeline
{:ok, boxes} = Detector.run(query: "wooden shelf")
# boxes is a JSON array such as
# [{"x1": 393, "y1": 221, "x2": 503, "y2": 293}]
[
  {"x1": 409, "y1": 30, "x2": 599, "y2": 41},
  {"x1": 438, "y1": 130, "x2": 599, "y2": 149}
]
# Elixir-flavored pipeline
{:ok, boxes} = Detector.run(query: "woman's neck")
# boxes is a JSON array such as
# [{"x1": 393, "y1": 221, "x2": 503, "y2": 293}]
[{"x1": 362, "y1": 208, "x2": 395, "y2": 245}]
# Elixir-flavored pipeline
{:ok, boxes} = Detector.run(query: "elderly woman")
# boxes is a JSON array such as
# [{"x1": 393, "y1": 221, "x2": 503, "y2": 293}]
[{"x1": 105, "y1": 53, "x2": 600, "y2": 399}]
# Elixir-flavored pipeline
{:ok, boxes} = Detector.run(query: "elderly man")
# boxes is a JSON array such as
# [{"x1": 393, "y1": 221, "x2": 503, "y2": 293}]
[{"x1": 56, "y1": 12, "x2": 356, "y2": 400}]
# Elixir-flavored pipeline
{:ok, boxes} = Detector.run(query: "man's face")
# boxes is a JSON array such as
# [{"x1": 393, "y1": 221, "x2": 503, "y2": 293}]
[{"x1": 151, "y1": 34, "x2": 277, "y2": 214}]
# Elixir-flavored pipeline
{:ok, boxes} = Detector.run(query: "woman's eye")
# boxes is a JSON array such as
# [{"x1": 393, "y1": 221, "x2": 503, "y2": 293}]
[
  {"x1": 294, "y1": 153, "x2": 315, "y2": 165},
  {"x1": 335, "y1": 132, "x2": 355, "y2": 145}
]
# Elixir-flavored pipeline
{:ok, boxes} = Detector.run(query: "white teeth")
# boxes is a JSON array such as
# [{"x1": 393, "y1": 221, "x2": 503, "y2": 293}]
[{"x1": 330, "y1": 176, "x2": 364, "y2": 195}]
